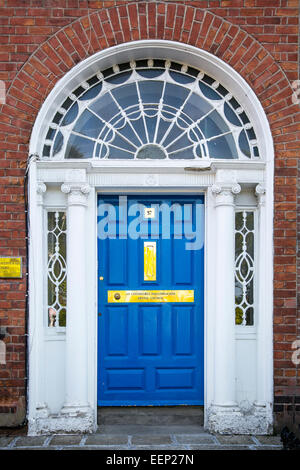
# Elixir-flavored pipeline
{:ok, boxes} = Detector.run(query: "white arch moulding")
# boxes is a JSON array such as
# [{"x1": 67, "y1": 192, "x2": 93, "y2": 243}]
[{"x1": 27, "y1": 40, "x2": 274, "y2": 435}]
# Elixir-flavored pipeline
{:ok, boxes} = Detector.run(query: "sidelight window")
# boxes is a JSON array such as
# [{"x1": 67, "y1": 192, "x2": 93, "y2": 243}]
[
  {"x1": 47, "y1": 211, "x2": 67, "y2": 327},
  {"x1": 235, "y1": 210, "x2": 255, "y2": 326}
]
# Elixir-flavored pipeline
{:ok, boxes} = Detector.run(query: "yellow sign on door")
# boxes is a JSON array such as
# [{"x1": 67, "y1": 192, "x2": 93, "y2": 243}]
[
  {"x1": 108, "y1": 290, "x2": 194, "y2": 303},
  {"x1": 0, "y1": 257, "x2": 22, "y2": 278},
  {"x1": 144, "y1": 242, "x2": 156, "y2": 281}
]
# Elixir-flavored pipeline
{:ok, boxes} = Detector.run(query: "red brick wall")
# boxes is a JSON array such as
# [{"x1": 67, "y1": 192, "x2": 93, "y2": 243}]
[{"x1": 0, "y1": 0, "x2": 299, "y2": 428}]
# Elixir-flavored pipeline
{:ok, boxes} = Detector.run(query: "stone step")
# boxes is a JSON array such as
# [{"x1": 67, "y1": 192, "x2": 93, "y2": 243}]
[
  {"x1": 96, "y1": 424, "x2": 206, "y2": 435},
  {"x1": 97, "y1": 406, "x2": 204, "y2": 426}
]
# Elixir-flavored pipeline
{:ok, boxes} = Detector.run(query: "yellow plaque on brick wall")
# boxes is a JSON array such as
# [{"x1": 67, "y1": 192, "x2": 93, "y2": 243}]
[
  {"x1": 0, "y1": 257, "x2": 22, "y2": 278},
  {"x1": 108, "y1": 290, "x2": 194, "y2": 303}
]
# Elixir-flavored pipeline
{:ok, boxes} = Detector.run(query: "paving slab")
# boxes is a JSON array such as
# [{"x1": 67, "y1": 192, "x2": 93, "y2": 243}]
[
  {"x1": 105, "y1": 415, "x2": 202, "y2": 425},
  {"x1": 13, "y1": 447, "x2": 49, "y2": 451},
  {"x1": 252, "y1": 446, "x2": 281, "y2": 451},
  {"x1": 175, "y1": 434, "x2": 216, "y2": 444},
  {"x1": 14, "y1": 436, "x2": 48, "y2": 447},
  {"x1": 97, "y1": 425, "x2": 205, "y2": 435},
  {"x1": 215, "y1": 435, "x2": 255, "y2": 445},
  {"x1": 99, "y1": 406, "x2": 203, "y2": 416},
  {"x1": 254, "y1": 436, "x2": 281, "y2": 446},
  {"x1": 188, "y1": 445, "x2": 228, "y2": 450},
  {"x1": 190, "y1": 445, "x2": 252, "y2": 450},
  {"x1": 132, "y1": 445, "x2": 188, "y2": 450},
  {"x1": 67, "y1": 446, "x2": 129, "y2": 450},
  {"x1": 49, "y1": 435, "x2": 83, "y2": 446},
  {"x1": 0, "y1": 436, "x2": 14, "y2": 448},
  {"x1": 131, "y1": 435, "x2": 173, "y2": 445},
  {"x1": 86, "y1": 434, "x2": 129, "y2": 446}
]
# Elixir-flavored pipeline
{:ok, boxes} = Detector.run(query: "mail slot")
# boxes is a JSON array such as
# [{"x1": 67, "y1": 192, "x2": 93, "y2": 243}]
[{"x1": 107, "y1": 290, "x2": 194, "y2": 303}]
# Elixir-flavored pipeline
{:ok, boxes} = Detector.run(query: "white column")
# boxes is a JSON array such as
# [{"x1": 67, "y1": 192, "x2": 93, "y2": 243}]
[
  {"x1": 255, "y1": 184, "x2": 267, "y2": 407},
  {"x1": 61, "y1": 181, "x2": 91, "y2": 417},
  {"x1": 211, "y1": 182, "x2": 241, "y2": 408},
  {"x1": 28, "y1": 179, "x2": 49, "y2": 434},
  {"x1": 35, "y1": 183, "x2": 48, "y2": 414}
]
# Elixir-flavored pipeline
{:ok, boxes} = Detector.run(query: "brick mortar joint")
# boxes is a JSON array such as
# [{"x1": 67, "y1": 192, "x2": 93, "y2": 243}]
[{"x1": 2, "y1": 1, "x2": 296, "y2": 103}]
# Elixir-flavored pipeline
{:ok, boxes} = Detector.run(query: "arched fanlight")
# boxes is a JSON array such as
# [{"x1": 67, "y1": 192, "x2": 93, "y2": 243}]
[{"x1": 42, "y1": 59, "x2": 260, "y2": 161}]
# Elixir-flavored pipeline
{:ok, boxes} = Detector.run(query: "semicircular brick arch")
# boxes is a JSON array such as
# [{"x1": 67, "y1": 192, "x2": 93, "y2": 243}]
[{"x1": 1, "y1": 1, "x2": 295, "y2": 154}]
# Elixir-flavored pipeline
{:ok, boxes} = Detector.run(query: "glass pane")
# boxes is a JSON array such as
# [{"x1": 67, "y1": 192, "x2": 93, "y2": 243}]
[
  {"x1": 200, "y1": 110, "x2": 230, "y2": 138},
  {"x1": 47, "y1": 212, "x2": 67, "y2": 328},
  {"x1": 170, "y1": 71, "x2": 194, "y2": 84},
  {"x1": 137, "y1": 69, "x2": 164, "y2": 79},
  {"x1": 79, "y1": 83, "x2": 102, "y2": 101},
  {"x1": 167, "y1": 134, "x2": 192, "y2": 153},
  {"x1": 199, "y1": 82, "x2": 221, "y2": 100},
  {"x1": 183, "y1": 93, "x2": 212, "y2": 121},
  {"x1": 169, "y1": 149, "x2": 194, "y2": 159},
  {"x1": 235, "y1": 306, "x2": 243, "y2": 325},
  {"x1": 59, "y1": 308, "x2": 66, "y2": 327},
  {"x1": 90, "y1": 92, "x2": 119, "y2": 122},
  {"x1": 118, "y1": 122, "x2": 142, "y2": 147},
  {"x1": 74, "y1": 109, "x2": 104, "y2": 139},
  {"x1": 235, "y1": 212, "x2": 243, "y2": 231},
  {"x1": 238, "y1": 129, "x2": 251, "y2": 158},
  {"x1": 137, "y1": 145, "x2": 166, "y2": 159},
  {"x1": 224, "y1": 102, "x2": 242, "y2": 126},
  {"x1": 165, "y1": 128, "x2": 187, "y2": 150},
  {"x1": 164, "y1": 82, "x2": 190, "y2": 110},
  {"x1": 61, "y1": 102, "x2": 78, "y2": 126},
  {"x1": 139, "y1": 81, "x2": 164, "y2": 104},
  {"x1": 53, "y1": 131, "x2": 63, "y2": 156},
  {"x1": 207, "y1": 134, "x2": 237, "y2": 159},
  {"x1": 43, "y1": 145, "x2": 50, "y2": 157},
  {"x1": 65, "y1": 134, "x2": 95, "y2": 159},
  {"x1": 235, "y1": 211, "x2": 254, "y2": 326},
  {"x1": 108, "y1": 145, "x2": 134, "y2": 159},
  {"x1": 106, "y1": 71, "x2": 132, "y2": 84},
  {"x1": 111, "y1": 83, "x2": 138, "y2": 110},
  {"x1": 46, "y1": 127, "x2": 55, "y2": 140},
  {"x1": 111, "y1": 134, "x2": 136, "y2": 153}
]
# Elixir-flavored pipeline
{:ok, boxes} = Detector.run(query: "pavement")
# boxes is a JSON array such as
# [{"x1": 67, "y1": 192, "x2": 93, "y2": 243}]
[
  {"x1": 0, "y1": 407, "x2": 283, "y2": 451},
  {"x1": 0, "y1": 425, "x2": 282, "y2": 450}
]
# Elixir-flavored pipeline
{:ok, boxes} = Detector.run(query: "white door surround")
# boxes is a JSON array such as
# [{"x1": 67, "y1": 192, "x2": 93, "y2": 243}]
[{"x1": 27, "y1": 40, "x2": 274, "y2": 435}]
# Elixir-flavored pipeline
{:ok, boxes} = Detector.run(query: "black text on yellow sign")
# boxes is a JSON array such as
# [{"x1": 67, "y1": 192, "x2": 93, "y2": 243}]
[
  {"x1": 0, "y1": 257, "x2": 22, "y2": 278},
  {"x1": 108, "y1": 290, "x2": 194, "y2": 303}
]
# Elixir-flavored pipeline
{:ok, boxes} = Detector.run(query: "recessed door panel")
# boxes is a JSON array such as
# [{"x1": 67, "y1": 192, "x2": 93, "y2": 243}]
[
  {"x1": 106, "y1": 306, "x2": 128, "y2": 356},
  {"x1": 139, "y1": 306, "x2": 161, "y2": 356}
]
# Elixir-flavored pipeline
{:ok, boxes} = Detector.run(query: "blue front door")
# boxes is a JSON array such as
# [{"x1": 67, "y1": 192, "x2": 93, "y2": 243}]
[{"x1": 97, "y1": 195, "x2": 204, "y2": 406}]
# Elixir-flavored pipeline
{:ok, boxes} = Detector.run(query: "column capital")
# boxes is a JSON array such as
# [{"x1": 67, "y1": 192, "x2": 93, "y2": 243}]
[
  {"x1": 211, "y1": 183, "x2": 241, "y2": 206},
  {"x1": 61, "y1": 182, "x2": 91, "y2": 207},
  {"x1": 255, "y1": 184, "x2": 266, "y2": 206},
  {"x1": 36, "y1": 182, "x2": 47, "y2": 205}
]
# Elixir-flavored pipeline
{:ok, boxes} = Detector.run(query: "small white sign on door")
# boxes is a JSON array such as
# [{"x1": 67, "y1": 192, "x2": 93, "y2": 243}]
[{"x1": 144, "y1": 207, "x2": 155, "y2": 219}]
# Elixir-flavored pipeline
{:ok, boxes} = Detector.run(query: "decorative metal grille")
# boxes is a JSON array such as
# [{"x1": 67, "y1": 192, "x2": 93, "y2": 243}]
[
  {"x1": 235, "y1": 211, "x2": 255, "y2": 326},
  {"x1": 47, "y1": 211, "x2": 67, "y2": 327},
  {"x1": 43, "y1": 59, "x2": 260, "y2": 161}
]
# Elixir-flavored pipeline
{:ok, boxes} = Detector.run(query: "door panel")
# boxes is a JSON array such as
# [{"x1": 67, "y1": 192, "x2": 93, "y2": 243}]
[{"x1": 97, "y1": 195, "x2": 204, "y2": 405}]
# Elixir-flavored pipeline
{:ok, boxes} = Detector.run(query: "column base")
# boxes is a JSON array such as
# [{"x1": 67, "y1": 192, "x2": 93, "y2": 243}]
[
  {"x1": 207, "y1": 403, "x2": 273, "y2": 435},
  {"x1": 28, "y1": 405, "x2": 96, "y2": 436}
]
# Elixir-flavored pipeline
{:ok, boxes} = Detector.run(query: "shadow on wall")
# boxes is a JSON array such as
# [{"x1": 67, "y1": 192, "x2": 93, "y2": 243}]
[{"x1": 0, "y1": 328, "x2": 26, "y2": 427}]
